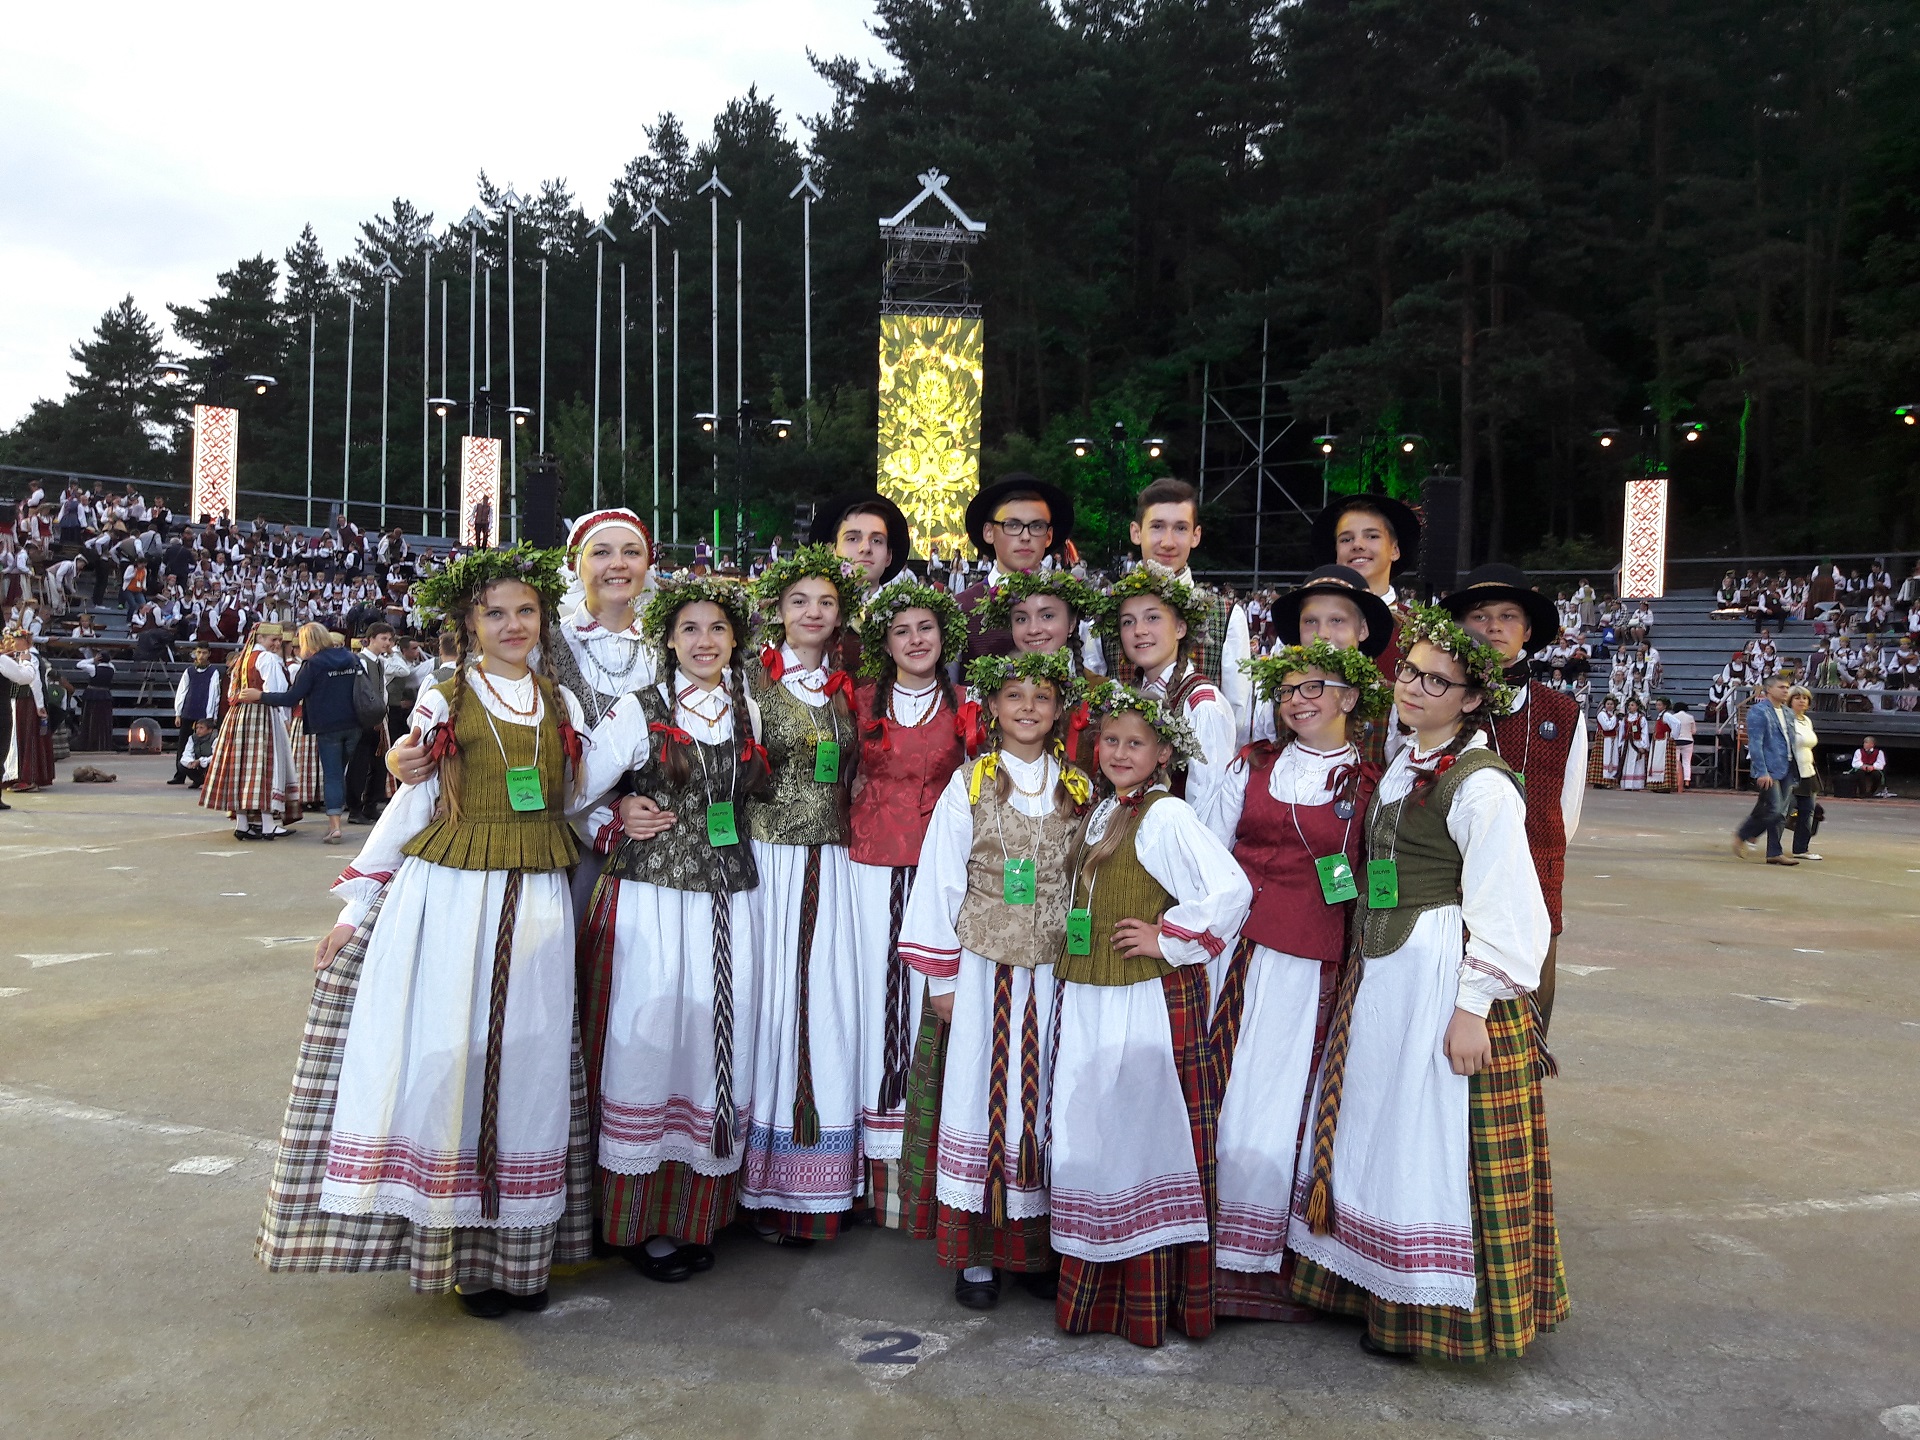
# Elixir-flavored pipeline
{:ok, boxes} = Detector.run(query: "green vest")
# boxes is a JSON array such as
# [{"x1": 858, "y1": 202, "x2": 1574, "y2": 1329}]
[
  {"x1": 1058, "y1": 791, "x2": 1176, "y2": 986},
  {"x1": 1360, "y1": 747, "x2": 1518, "y2": 958}
]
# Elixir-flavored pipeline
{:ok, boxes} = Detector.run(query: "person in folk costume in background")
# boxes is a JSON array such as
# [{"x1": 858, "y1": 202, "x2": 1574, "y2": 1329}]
[
  {"x1": 1048, "y1": 681, "x2": 1251, "y2": 1348},
  {"x1": 1307, "y1": 492, "x2": 1422, "y2": 767},
  {"x1": 1619, "y1": 697, "x2": 1652, "y2": 790},
  {"x1": 896, "y1": 650, "x2": 1091, "y2": 1310},
  {"x1": 73, "y1": 647, "x2": 118, "y2": 752},
  {"x1": 280, "y1": 634, "x2": 327, "y2": 816},
  {"x1": 1441, "y1": 565, "x2": 1587, "y2": 1034},
  {"x1": 1666, "y1": 701, "x2": 1698, "y2": 789},
  {"x1": 568, "y1": 576, "x2": 770, "y2": 1284},
  {"x1": 1249, "y1": 564, "x2": 1393, "y2": 746},
  {"x1": 1647, "y1": 697, "x2": 1682, "y2": 793},
  {"x1": 200, "y1": 623, "x2": 300, "y2": 840},
  {"x1": 1083, "y1": 477, "x2": 1254, "y2": 744},
  {"x1": 806, "y1": 491, "x2": 914, "y2": 675},
  {"x1": 170, "y1": 642, "x2": 224, "y2": 785},
  {"x1": 1204, "y1": 641, "x2": 1389, "y2": 1324},
  {"x1": 954, "y1": 474, "x2": 1076, "y2": 665},
  {"x1": 255, "y1": 545, "x2": 595, "y2": 1320},
  {"x1": 847, "y1": 579, "x2": 970, "y2": 1226},
  {"x1": 738, "y1": 545, "x2": 868, "y2": 1245},
  {"x1": 1590, "y1": 695, "x2": 1623, "y2": 787},
  {"x1": 549, "y1": 510, "x2": 659, "y2": 732},
  {"x1": 1288, "y1": 604, "x2": 1564, "y2": 1363},
  {"x1": 0, "y1": 625, "x2": 52, "y2": 803},
  {"x1": 970, "y1": 569, "x2": 1103, "y2": 769},
  {"x1": 1093, "y1": 567, "x2": 1237, "y2": 846}
]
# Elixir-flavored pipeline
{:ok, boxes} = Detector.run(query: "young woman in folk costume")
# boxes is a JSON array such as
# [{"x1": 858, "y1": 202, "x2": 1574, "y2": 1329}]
[
  {"x1": 1286, "y1": 605, "x2": 1564, "y2": 1362},
  {"x1": 1049, "y1": 681, "x2": 1251, "y2": 1348},
  {"x1": 255, "y1": 546, "x2": 595, "y2": 1320},
  {"x1": 1589, "y1": 695, "x2": 1623, "y2": 787},
  {"x1": 971, "y1": 569, "x2": 1101, "y2": 766},
  {"x1": 1619, "y1": 696, "x2": 1652, "y2": 790},
  {"x1": 1204, "y1": 641, "x2": 1389, "y2": 1324},
  {"x1": 848, "y1": 578, "x2": 971, "y2": 1224},
  {"x1": 549, "y1": 508, "x2": 658, "y2": 729},
  {"x1": 739, "y1": 544, "x2": 868, "y2": 1244},
  {"x1": 896, "y1": 650, "x2": 1092, "y2": 1310},
  {"x1": 1096, "y1": 568, "x2": 1237, "y2": 847},
  {"x1": 201, "y1": 622, "x2": 302, "y2": 840},
  {"x1": 569, "y1": 576, "x2": 770, "y2": 1283}
]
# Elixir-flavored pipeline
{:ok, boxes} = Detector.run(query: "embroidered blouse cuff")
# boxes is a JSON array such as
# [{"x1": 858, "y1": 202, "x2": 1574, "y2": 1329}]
[
  {"x1": 1160, "y1": 918, "x2": 1227, "y2": 961},
  {"x1": 925, "y1": 972, "x2": 958, "y2": 998},
  {"x1": 900, "y1": 941, "x2": 961, "y2": 979},
  {"x1": 1456, "y1": 954, "x2": 1524, "y2": 1016}
]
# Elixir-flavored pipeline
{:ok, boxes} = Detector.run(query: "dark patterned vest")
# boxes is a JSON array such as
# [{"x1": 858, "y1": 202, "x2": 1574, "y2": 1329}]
[
  {"x1": 747, "y1": 674, "x2": 854, "y2": 846},
  {"x1": 849, "y1": 680, "x2": 967, "y2": 867},
  {"x1": 1489, "y1": 681, "x2": 1579, "y2": 933},
  {"x1": 1360, "y1": 746, "x2": 1518, "y2": 959},
  {"x1": 1233, "y1": 750, "x2": 1373, "y2": 963},
  {"x1": 601, "y1": 687, "x2": 758, "y2": 894}
]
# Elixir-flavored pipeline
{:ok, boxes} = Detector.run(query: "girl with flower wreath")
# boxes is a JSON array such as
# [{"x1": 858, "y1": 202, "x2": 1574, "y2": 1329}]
[
  {"x1": 970, "y1": 569, "x2": 1101, "y2": 672},
  {"x1": 255, "y1": 545, "x2": 595, "y2": 1320},
  {"x1": 895, "y1": 650, "x2": 1091, "y2": 1311},
  {"x1": 1285, "y1": 605, "x2": 1565, "y2": 1363},
  {"x1": 1205, "y1": 641, "x2": 1387, "y2": 1323},
  {"x1": 739, "y1": 543, "x2": 868, "y2": 1244},
  {"x1": 848, "y1": 578, "x2": 971, "y2": 1221},
  {"x1": 566, "y1": 575, "x2": 770, "y2": 1282},
  {"x1": 1048, "y1": 680, "x2": 1251, "y2": 1348}
]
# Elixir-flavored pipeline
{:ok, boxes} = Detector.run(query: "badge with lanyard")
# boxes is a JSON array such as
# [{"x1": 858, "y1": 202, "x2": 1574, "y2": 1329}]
[
  {"x1": 1065, "y1": 907, "x2": 1093, "y2": 954},
  {"x1": 813, "y1": 737, "x2": 841, "y2": 783},
  {"x1": 505, "y1": 764, "x2": 546, "y2": 812},
  {"x1": 1315, "y1": 855, "x2": 1359, "y2": 904},
  {"x1": 1003, "y1": 857, "x2": 1037, "y2": 905},
  {"x1": 706, "y1": 800, "x2": 739, "y2": 846},
  {"x1": 1366, "y1": 858, "x2": 1400, "y2": 909}
]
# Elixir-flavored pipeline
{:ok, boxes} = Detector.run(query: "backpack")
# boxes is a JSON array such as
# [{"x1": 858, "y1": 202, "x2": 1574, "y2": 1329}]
[{"x1": 351, "y1": 654, "x2": 389, "y2": 729}]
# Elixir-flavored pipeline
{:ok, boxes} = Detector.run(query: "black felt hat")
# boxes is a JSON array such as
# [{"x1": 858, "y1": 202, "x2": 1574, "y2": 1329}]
[
  {"x1": 964, "y1": 473, "x2": 1074, "y2": 558},
  {"x1": 1272, "y1": 564, "x2": 1395, "y2": 658},
  {"x1": 807, "y1": 491, "x2": 912, "y2": 583},
  {"x1": 1439, "y1": 563, "x2": 1562, "y2": 655},
  {"x1": 1308, "y1": 492, "x2": 1422, "y2": 575}
]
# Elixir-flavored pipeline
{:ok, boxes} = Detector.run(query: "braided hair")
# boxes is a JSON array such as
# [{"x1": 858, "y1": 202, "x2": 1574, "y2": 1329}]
[
  {"x1": 434, "y1": 580, "x2": 568, "y2": 827},
  {"x1": 983, "y1": 681, "x2": 1079, "y2": 819},
  {"x1": 657, "y1": 606, "x2": 771, "y2": 797}
]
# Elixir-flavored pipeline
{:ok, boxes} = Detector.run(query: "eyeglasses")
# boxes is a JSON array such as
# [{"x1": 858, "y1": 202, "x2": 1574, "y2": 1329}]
[
  {"x1": 1275, "y1": 678, "x2": 1352, "y2": 702},
  {"x1": 1394, "y1": 659, "x2": 1470, "y2": 696},
  {"x1": 988, "y1": 517, "x2": 1052, "y2": 539}
]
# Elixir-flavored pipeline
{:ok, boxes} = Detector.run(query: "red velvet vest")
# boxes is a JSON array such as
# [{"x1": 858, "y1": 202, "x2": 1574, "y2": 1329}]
[
  {"x1": 1489, "y1": 680, "x2": 1579, "y2": 934},
  {"x1": 1232, "y1": 749, "x2": 1372, "y2": 963},
  {"x1": 849, "y1": 680, "x2": 968, "y2": 867}
]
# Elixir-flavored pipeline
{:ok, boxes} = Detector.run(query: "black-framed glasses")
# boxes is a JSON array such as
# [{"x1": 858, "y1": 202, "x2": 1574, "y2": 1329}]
[
  {"x1": 1394, "y1": 659, "x2": 1469, "y2": 696},
  {"x1": 988, "y1": 517, "x2": 1052, "y2": 538},
  {"x1": 1275, "y1": 678, "x2": 1353, "y2": 703}
]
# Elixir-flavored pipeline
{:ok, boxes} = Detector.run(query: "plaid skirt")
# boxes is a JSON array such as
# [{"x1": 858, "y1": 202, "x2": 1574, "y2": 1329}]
[
  {"x1": 1055, "y1": 966, "x2": 1217, "y2": 1346},
  {"x1": 288, "y1": 715, "x2": 325, "y2": 805},
  {"x1": 202, "y1": 702, "x2": 279, "y2": 818},
  {"x1": 897, "y1": 992, "x2": 1051, "y2": 1271},
  {"x1": 1285, "y1": 998, "x2": 1569, "y2": 1361},
  {"x1": 254, "y1": 892, "x2": 595, "y2": 1295},
  {"x1": 601, "y1": 1164, "x2": 739, "y2": 1246}
]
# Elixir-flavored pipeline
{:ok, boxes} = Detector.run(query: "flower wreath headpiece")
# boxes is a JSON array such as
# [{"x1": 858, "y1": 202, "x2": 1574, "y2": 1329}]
[
  {"x1": 1397, "y1": 602, "x2": 1518, "y2": 714},
  {"x1": 973, "y1": 570, "x2": 1102, "y2": 633},
  {"x1": 1083, "y1": 677, "x2": 1207, "y2": 770},
  {"x1": 640, "y1": 575, "x2": 758, "y2": 656},
  {"x1": 1092, "y1": 566, "x2": 1212, "y2": 644},
  {"x1": 963, "y1": 648, "x2": 1084, "y2": 705},
  {"x1": 413, "y1": 543, "x2": 567, "y2": 631},
  {"x1": 856, "y1": 578, "x2": 969, "y2": 679},
  {"x1": 1243, "y1": 640, "x2": 1392, "y2": 722},
  {"x1": 752, "y1": 543, "x2": 867, "y2": 647}
]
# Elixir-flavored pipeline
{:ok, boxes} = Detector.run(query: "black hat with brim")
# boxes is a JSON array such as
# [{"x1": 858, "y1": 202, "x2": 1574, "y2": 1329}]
[
  {"x1": 807, "y1": 491, "x2": 912, "y2": 583},
  {"x1": 1439, "y1": 563, "x2": 1562, "y2": 655},
  {"x1": 1309, "y1": 492, "x2": 1422, "y2": 575},
  {"x1": 964, "y1": 474, "x2": 1074, "y2": 558},
  {"x1": 1273, "y1": 564, "x2": 1395, "y2": 658}
]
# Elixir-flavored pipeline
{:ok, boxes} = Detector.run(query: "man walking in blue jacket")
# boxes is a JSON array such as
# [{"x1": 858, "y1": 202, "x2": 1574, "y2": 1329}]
[{"x1": 1734, "y1": 671, "x2": 1799, "y2": 866}]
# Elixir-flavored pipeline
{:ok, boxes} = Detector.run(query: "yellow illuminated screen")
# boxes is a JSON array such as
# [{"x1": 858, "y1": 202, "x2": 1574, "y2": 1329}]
[{"x1": 876, "y1": 314, "x2": 982, "y2": 559}]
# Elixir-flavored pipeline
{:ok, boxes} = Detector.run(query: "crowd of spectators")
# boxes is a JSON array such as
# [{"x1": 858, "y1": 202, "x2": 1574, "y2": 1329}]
[{"x1": 1708, "y1": 559, "x2": 1920, "y2": 712}]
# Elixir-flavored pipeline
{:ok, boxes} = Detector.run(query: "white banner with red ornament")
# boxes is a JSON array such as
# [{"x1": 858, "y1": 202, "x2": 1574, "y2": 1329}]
[
  {"x1": 460, "y1": 435, "x2": 502, "y2": 548},
  {"x1": 190, "y1": 404, "x2": 239, "y2": 523},
  {"x1": 1622, "y1": 476, "x2": 1668, "y2": 598}
]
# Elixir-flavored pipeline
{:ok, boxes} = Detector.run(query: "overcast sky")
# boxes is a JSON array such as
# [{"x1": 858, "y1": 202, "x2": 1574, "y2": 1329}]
[{"x1": 0, "y1": 0, "x2": 890, "y2": 428}]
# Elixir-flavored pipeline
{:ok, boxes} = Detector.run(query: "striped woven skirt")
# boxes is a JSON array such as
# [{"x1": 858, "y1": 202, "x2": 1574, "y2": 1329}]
[
  {"x1": 201, "y1": 702, "x2": 287, "y2": 820},
  {"x1": 288, "y1": 715, "x2": 325, "y2": 805}
]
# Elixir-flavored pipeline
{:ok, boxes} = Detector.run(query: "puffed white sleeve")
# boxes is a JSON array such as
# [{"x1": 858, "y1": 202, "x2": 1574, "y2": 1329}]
[
  {"x1": 329, "y1": 686, "x2": 448, "y2": 929},
  {"x1": 1079, "y1": 619, "x2": 1108, "y2": 677},
  {"x1": 1203, "y1": 754, "x2": 1252, "y2": 852},
  {"x1": 1135, "y1": 796, "x2": 1252, "y2": 966},
  {"x1": 1219, "y1": 603, "x2": 1253, "y2": 746},
  {"x1": 172, "y1": 669, "x2": 189, "y2": 713},
  {"x1": 897, "y1": 767, "x2": 976, "y2": 995},
  {"x1": 1446, "y1": 766, "x2": 1550, "y2": 1016},
  {"x1": 1180, "y1": 689, "x2": 1239, "y2": 849},
  {"x1": 1561, "y1": 709, "x2": 1587, "y2": 840},
  {"x1": 567, "y1": 692, "x2": 652, "y2": 849}
]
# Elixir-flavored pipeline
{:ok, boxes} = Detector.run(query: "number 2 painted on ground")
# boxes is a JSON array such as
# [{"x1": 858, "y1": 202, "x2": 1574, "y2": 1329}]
[{"x1": 858, "y1": 1330, "x2": 921, "y2": 1365}]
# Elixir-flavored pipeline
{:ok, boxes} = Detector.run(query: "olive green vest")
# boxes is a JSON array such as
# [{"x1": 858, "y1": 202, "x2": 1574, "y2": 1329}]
[
  {"x1": 402, "y1": 678, "x2": 579, "y2": 872},
  {"x1": 1058, "y1": 790, "x2": 1176, "y2": 986},
  {"x1": 1360, "y1": 746, "x2": 1517, "y2": 958}
]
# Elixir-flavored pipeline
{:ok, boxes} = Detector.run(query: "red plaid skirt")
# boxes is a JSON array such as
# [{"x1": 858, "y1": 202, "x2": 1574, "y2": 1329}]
[
  {"x1": 601, "y1": 1164, "x2": 738, "y2": 1246},
  {"x1": 201, "y1": 702, "x2": 277, "y2": 817}
]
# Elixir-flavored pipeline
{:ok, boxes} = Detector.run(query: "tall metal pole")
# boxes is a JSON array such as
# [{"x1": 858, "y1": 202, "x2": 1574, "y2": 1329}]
[
  {"x1": 484, "y1": 265, "x2": 492, "y2": 401},
  {"x1": 539, "y1": 257, "x2": 549, "y2": 453},
  {"x1": 697, "y1": 170, "x2": 731, "y2": 514},
  {"x1": 618, "y1": 260, "x2": 627, "y2": 507},
  {"x1": 305, "y1": 311, "x2": 316, "y2": 526},
  {"x1": 342, "y1": 297, "x2": 356, "y2": 518},
  {"x1": 1197, "y1": 360, "x2": 1209, "y2": 510},
  {"x1": 378, "y1": 255, "x2": 399, "y2": 530},
  {"x1": 734, "y1": 217, "x2": 743, "y2": 419},
  {"x1": 639, "y1": 203, "x2": 667, "y2": 546},
  {"x1": 465, "y1": 209, "x2": 483, "y2": 421},
  {"x1": 421, "y1": 246, "x2": 431, "y2": 533},
  {"x1": 504, "y1": 188, "x2": 522, "y2": 543},
  {"x1": 590, "y1": 220, "x2": 615, "y2": 511},
  {"x1": 439, "y1": 278, "x2": 449, "y2": 536},
  {"x1": 789, "y1": 166, "x2": 822, "y2": 442},
  {"x1": 672, "y1": 247, "x2": 681, "y2": 549},
  {"x1": 1253, "y1": 319, "x2": 1270, "y2": 587}
]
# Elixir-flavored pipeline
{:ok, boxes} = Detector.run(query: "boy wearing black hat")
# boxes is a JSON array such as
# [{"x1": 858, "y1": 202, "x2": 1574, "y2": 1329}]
[
  {"x1": 1441, "y1": 564, "x2": 1585, "y2": 1033},
  {"x1": 1309, "y1": 493, "x2": 1422, "y2": 672},
  {"x1": 1250, "y1": 565, "x2": 1396, "y2": 751},
  {"x1": 956, "y1": 474, "x2": 1074, "y2": 663}
]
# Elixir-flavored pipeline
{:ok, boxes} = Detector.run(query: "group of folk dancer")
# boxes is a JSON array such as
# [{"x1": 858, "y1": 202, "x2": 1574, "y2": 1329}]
[{"x1": 247, "y1": 476, "x2": 1570, "y2": 1363}]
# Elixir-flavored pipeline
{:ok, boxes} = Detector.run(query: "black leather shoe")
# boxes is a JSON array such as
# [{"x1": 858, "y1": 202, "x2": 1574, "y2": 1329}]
[
  {"x1": 675, "y1": 1243, "x2": 716, "y2": 1273},
  {"x1": 1359, "y1": 1331, "x2": 1414, "y2": 1362},
  {"x1": 629, "y1": 1247, "x2": 696, "y2": 1283},
  {"x1": 954, "y1": 1270, "x2": 1001, "y2": 1310},
  {"x1": 457, "y1": 1289, "x2": 512, "y2": 1319},
  {"x1": 1017, "y1": 1269, "x2": 1058, "y2": 1301},
  {"x1": 505, "y1": 1289, "x2": 549, "y2": 1312}
]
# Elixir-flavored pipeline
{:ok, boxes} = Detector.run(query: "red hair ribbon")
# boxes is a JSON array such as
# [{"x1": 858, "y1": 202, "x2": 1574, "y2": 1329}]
[
  {"x1": 649, "y1": 720, "x2": 694, "y2": 747},
  {"x1": 954, "y1": 699, "x2": 986, "y2": 754},
  {"x1": 425, "y1": 724, "x2": 461, "y2": 763},
  {"x1": 1066, "y1": 700, "x2": 1091, "y2": 754},
  {"x1": 823, "y1": 670, "x2": 856, "y2": 703},
  {"x1": 558, "y1": 716, "x2": 585, "y2": 770},
  {"x1": 740, "y1": 736, "x2": 768, "y2": 767},
  {"x1": 759, "y1": 645, "x2": 785, "y2": 683},
  {"x1": 862, "y1": 716, "x2": 891, "y2": 752}
]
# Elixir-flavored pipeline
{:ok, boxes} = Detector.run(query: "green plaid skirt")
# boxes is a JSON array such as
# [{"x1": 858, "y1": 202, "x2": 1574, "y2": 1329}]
[{"x1": 1287, "y1": 998, "x2": 1569, "y2": 1361}]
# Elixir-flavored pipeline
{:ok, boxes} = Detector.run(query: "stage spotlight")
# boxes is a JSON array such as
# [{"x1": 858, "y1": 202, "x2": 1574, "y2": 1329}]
[
  {"x1": 155, "y1": 362, "x2": 190, "y2": 383},
  {"x1": 1682, "y1": 423, "x2": 1704, "y2": 442},
  {"x1": 506, "y1": 405, "x2": 533, "y2": 427},
  {"x1": 1314, "y1": 434, "x2": 1336, "y2": 455},
  {"x1": 1897, "y1": 405, "x2": 1919, "y2": 426},
  {"x1": 1593, "y1": 427, "x2": 1622, "y2": 449},
  {"x1": 771, "y1": 418, "x2": 793, "y2": 441}
]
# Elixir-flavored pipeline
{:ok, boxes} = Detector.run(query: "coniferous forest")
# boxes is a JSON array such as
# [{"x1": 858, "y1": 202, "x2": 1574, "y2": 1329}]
[{"x1": 5, "y1": 0, "x2": 1919, "y2": 572}]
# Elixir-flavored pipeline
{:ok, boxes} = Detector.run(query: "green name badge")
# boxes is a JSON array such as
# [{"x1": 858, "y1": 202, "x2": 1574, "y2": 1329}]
[
  {"x1": 813, "y1": 738, "x2": 841, "y2": 784},
  {"x1": 706, "y1": 800, "x2": 738, "y2": 847},
  {"x1": 1003, "y1": 857, "x2": 1037, "y2": 905},
  {"x1": 1065, "y1": 907, "x2": 1093, "y2": 955},
  {"x1": 505, "y1": 765, "x2": 546, "y2": 813},
  {"x1": 1365, "y1": 858, "x2": 1399, "y2": 910},
  {"x1": 1514, "y1": 771, "x2": 1527, "y2": 788},
  {"x1": 1315, "y1": 854, "x2": 1359, "y2": 905}
]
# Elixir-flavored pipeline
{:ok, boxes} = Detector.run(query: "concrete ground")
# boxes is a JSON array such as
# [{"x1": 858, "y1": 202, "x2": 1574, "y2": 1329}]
[{"x1": 3, "y1": 756, "x2": 1918, "y2": 1440}]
